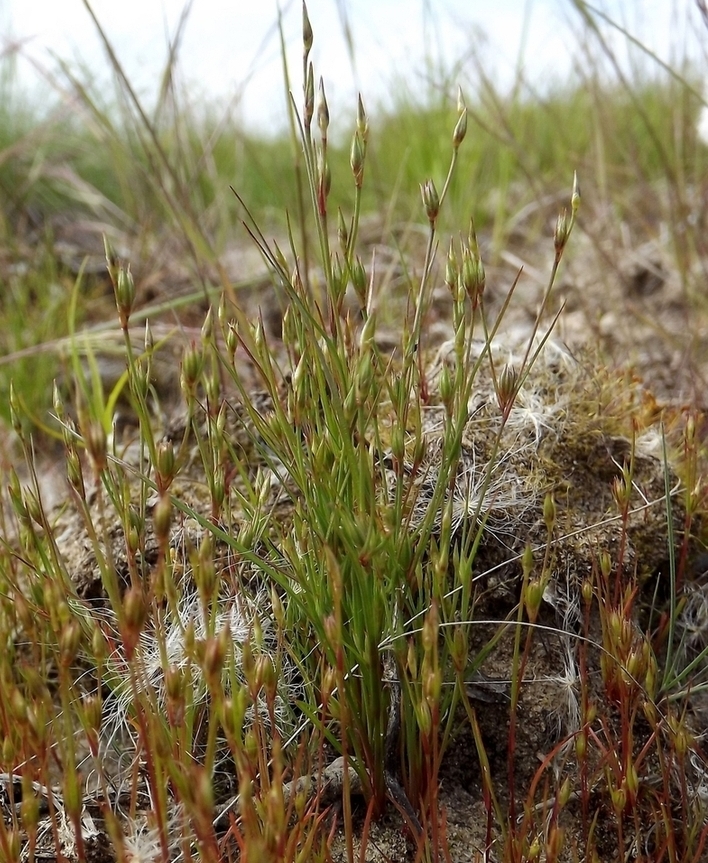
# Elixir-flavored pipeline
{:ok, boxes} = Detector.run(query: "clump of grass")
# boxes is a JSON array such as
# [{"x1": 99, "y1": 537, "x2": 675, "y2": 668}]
[{"x1": 1, "y1": 3, "x2": 708, "y2": 863}]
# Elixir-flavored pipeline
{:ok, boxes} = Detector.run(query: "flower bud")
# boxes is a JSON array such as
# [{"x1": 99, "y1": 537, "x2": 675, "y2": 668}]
[
  {"x1": 528, "y1": 838, "x2": 541, "y2": 861},
  {"x1": 445, "y1": 241, "x2": 458, "y2": 295},
  {"x1": 59, "y1": 620, "x2": 81, "y2": 666},
  {"x1": 439, "y1": 363, "x2": 453, "y2": 411},
  {"x1": 84, "y1": 693, "x2": 102, "y2": 734},
  {"x1": 359, "y1": 312, "x2": 376, "y2": 353},
  {"x1": 460, "y1": 247, "x2": 485, "y2": 307},
  {"x1": 104, "y1": 234, "x2": 119, "y2": 283},
  {"x1": 625, "y1": 648, "x2": 643, "y2": 683},
  {"x1": 420, "y1": 179, "x2": 440, "y2": 226},
  {"x1": 226, "y1": 323, "x2": 238, "y2": 362},
  {"x1": 625, "y1": 761, "x2": 639, "y2": 802},
  {"x1": 321, "y1": 665, "x2": 337, "y2": 702},
  {"x1": 153, "y1": 493, "x2": 172, "y2": 543},
  {"x1": 303, "y1": 1, "x2": 313, "y2": 58},
  {"x1": 66, "y1": 447, "x2": 85, "y2": 498},
  {"x1": 350, "y1": 131, "x2": 365, "y2": 188},
  {"x1": 575, "y1": 730, "x2": 587, "y2": 760},
  {"x1": 496, "y1": 364, "x2": 518, "y2": 414},
  {"x1": 417, "y1": 700, "x2": 432, "y2": 736},
  {"x1": 52, "y1": 381, "x2": 65, "y2": 422},
  {"x1": 92, "y1": 625, "x2": 107, "y2": 661},
  {"x1": 201, "y1": 306, "x2": 214, "y2": 345},
  {"x1": 412, "y1": 428, "x2": 426, "y2": 468},
  {"x1": 424, "y1": 667, "x2": 442, "y2": 706},
  {"x1": 685, "y1": 412, "x2": 696, "y2": 445},
  {"x1": 351, "y1": 256, "x2": 367, "y2": 306},
  {"x1": 181, "y1": 341, "x2": 204, "y2": 397},
  {"x1": 9, "y1": 382, "x2": 22, "y2": 436},
  {"x1": 11, "y1": 688, "x2": 27, "y2": 722},
  {"x1": 156, "y1": 439, "x2": 176, "y2": 493},
  {"x1": 672, "y1": 721, "x2": 693, "y2": 758},
  {"x1": 581, "y1": 579, "x2": 593, "y2": 605},
  {"x1": 165, "y1": 670, "x2": 185, "y2": 726},
  {"x1": 524, "y1": 578, "x2": 544, "y2": 621},
  {"x1": 211, "y1": 465, "x2": 226, "y2": 512},
  {"x1": 421, "y1": 602, "x2": 439, "y2": 655},
  {"x1": 323, "y1": 613, "x2": 340, "y2": 650},
  {"x1": 115, "y1": 265, "x2": 136, "y2": 328},
  {"x1": 317, "y1": 77, "x2": 329, "y2": 140},
  {"x1": 130, "y1": 359, "x2": 150, "y2": 403},
  {"x1": 612, "y1": 474, "x2": 630, "y2": 510},
  {"x1": 611, "y1": 785, "x2": 626, "y2": 815},
  {"x1": 558, "y1": 775, "x2": 572, "y2": 807},
  {"x1": 24, "y1": 488, "x2": 43, "y2": 527},
  {"x1": 197, "y1": 535, "x2": 217, "y2": 597},
  {"x1": 122, "y1": 586, "x2": 147, "y2": 660},
  {"x1": 205, "y1": 373, "x2": 220, "y2": 409},
  {"x1": 521, "y1": 542, "x2": 534, "y2": 579},
  {"x1": 571, "y1": 171, "x2": 581, "y2": 215},
  {"x1": 84, "y1": 419, "x2": 107, "y2": 474},
  {"x1": 452, "y1": 625, "x2": 467, "y2": 673},
  {"x1": 203, "y1": 630, "x2": 228, "y2": 682},
  {"x1": 390, "y1": 425, "x2": 405, "y2": 467},
  {"x1": 271, "y1": 584, "x2": 284, "y2": 628},
  {"x1": 256, "y1": 654, "x2": 277, "y2": 701},
  {"x1": 221, "y1": 690, "x2": 247, "y2": 738},
  {"x1": 600, "y1": 551, "x2": 612, "y2": 580},
  {"x1": 607, "y1": 609, "x2": 623, "y2": 643},
  {"x1": 452, "y1": 88, "x2": 467, "y2": 150},
  {"x1": 144, "y1": 319, "x2": 153, "y2": 354},
  {"x1": 554, "y1": 209, "x2": 572, "y2": 256},
  {"x1": 356, "y1": 94, "x2": 368, "y2": 142},
  {"x1": 330, "y1": 254, "x2": 347, "y2": 303}
]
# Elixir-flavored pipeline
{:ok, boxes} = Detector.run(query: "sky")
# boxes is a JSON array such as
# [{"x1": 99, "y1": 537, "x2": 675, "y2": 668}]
[{"x1": 0, "y1": 1, "x2": 700, "y2": 134}]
